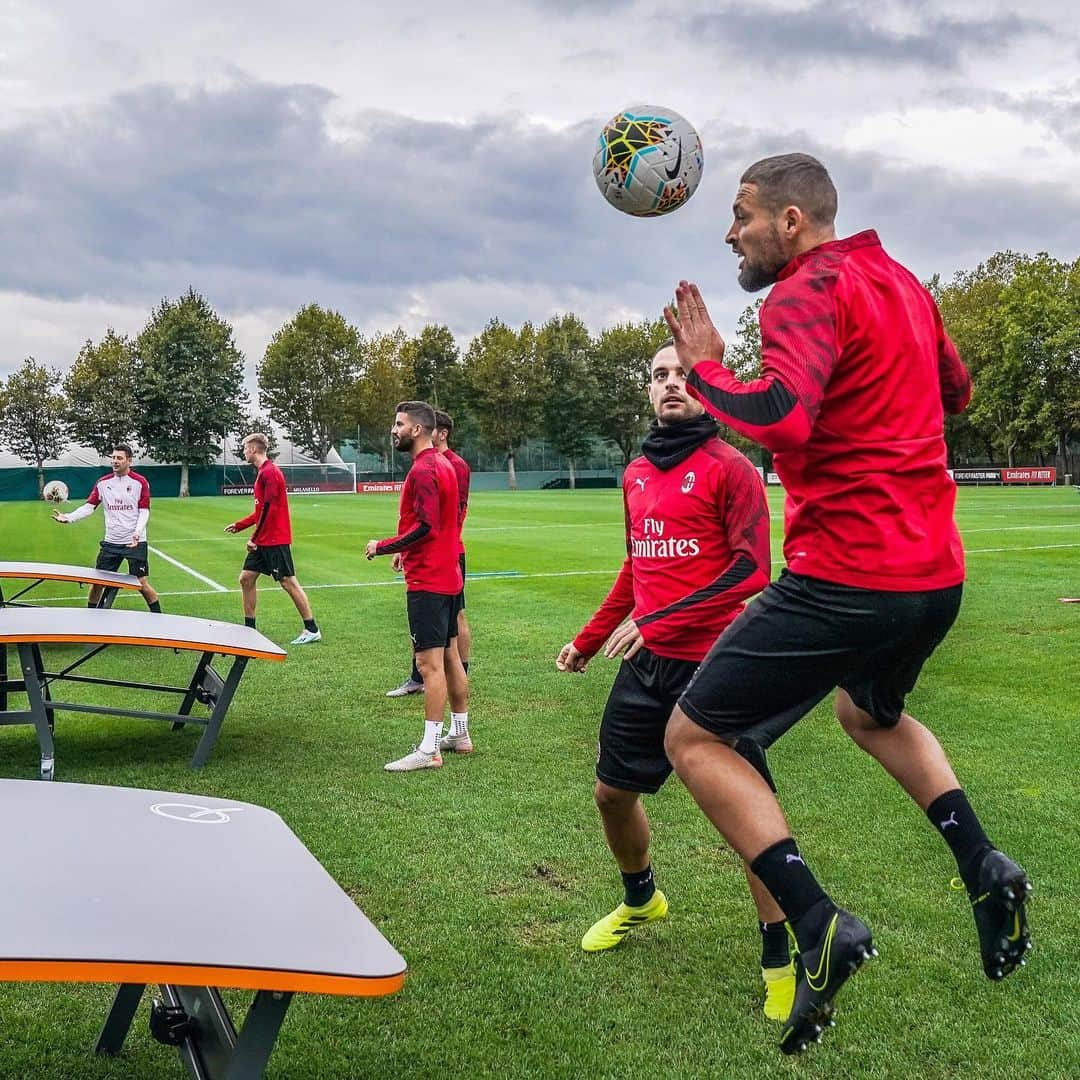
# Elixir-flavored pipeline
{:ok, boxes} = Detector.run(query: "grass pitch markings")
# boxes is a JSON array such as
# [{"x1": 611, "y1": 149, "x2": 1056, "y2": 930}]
[{"x1": 146, "y1": 544, "x2": 228, "y2": 591}]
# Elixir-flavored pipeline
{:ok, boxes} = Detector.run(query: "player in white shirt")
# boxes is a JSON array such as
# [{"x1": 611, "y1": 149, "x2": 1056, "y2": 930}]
[{"x1": 52, "y1": 444, "x2": 162, "y2": 611}]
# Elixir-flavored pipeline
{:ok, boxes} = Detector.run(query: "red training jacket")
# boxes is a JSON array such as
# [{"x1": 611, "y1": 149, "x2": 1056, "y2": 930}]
[
  {"x1": 574, "y1": 437, "x2": 771, "y2": 662},
  {"x1": 687, "y1": 230, "x2": 970, "y2": 591},
  {"x1": 232, "y1": 459, "x2": 292, "y2": 546},
  {"x1": 443, "y1": 447, "x2": 470, "y2": 555},
  {"x1": 376, "y1": 447, "x2": 462, "y2": 594}
]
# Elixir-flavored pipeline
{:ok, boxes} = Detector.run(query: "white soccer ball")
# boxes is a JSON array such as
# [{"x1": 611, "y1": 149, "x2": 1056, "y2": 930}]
[
  {"x1": 42, "y1": 480, "x2": 69, "y2": 504},
  {"x1": 593, "y1": 105, "x2": 704, "y2": 217}
]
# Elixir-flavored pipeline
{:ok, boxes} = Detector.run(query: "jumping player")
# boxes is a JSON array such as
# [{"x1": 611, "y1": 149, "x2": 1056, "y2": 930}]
[
  {"x1": 661, "y1": 153, "x2": 1031, "y2": 1054},
  {"x1": 52, "y1": 443, "x2": 162, "y2": 611},
  {"x1": 367, "y1": 402, "x2": 469, "y2": 771},
  {"x1": 224, "y1": 433, "x2": 321, "y2": 645},
  {"x1": 557, "y1": 341, "x2": 798, "y2": 1020}
]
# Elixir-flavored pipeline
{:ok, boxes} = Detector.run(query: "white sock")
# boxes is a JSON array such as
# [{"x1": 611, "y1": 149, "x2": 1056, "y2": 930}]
[
  {"x1": 419, "y1": 721, "x2": 443, "y2": 755},
  {"x1": 450, "y1": 711, "x2": 469, "y2": 736}
]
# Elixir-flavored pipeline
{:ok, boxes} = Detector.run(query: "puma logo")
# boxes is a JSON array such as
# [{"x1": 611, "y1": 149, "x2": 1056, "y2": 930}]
[
  {"x1": 634, "y1": 477, "x2": 648, "y2": 492},
  {"x1": 940, "y1": 811, "x2": 959, "y2": 830},
  {"x1": 785, "y1": 854, "x2": 805, "y2": 865}
]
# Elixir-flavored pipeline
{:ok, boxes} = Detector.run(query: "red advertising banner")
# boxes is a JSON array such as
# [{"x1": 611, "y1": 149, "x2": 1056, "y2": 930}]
[
  {"x1": 357, "y1": 481, "x2": 404, "y2": 494},
  {"x1": 1001, "y1": 467, "x2": 1056, "y2": 484}
]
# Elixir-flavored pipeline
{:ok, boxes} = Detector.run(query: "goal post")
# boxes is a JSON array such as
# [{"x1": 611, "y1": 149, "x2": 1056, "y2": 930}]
[{"x1": 220, "y1": 462, "x2": 357, "y2": 495}]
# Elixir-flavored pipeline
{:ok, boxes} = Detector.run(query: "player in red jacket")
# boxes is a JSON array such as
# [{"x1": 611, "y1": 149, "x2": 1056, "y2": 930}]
[
  {"x1": 558, "y1": 341, "x2": 799, "y2": 1020},
  {"x1": 224, "y1": 433, "x2": 320, "y2": 645},
  {"x1": 385, "y1": 409, "x2": 472, "y2": 700},
  {"x1": 661, "y1": 154, "x2": 1030, "y2": 1054},
  {"x1": 367, "y1": 402, "x2": 468, "y2": 772}
]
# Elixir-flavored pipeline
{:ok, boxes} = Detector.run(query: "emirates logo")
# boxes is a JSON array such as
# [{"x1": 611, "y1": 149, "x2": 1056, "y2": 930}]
[{"x1": 681, "y1": 470, "x2": 696, "y2": 494}]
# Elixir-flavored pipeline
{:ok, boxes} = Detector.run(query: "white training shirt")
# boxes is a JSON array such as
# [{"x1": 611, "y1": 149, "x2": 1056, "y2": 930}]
[{"x1": 73, "y1": 471, "x2": 152, "y2": 544}]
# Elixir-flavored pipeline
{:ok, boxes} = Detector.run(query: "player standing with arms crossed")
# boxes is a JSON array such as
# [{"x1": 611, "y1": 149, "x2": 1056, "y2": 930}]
[
  {"x1": 558, "y1": 341, "x2": 800, "y2": 1020},
  {"x1": 52, "y1": 443, "x2": 162, "y2": 612},
  {"x1": 661, "y1": 153, "x2": 1031, "y2": 1053},
  {"x1": 367, "y1": 402, "x2": 470, "y2": 771},
  {"x1": 224, "y1": 433, "x2": 321, "y2": 645}
]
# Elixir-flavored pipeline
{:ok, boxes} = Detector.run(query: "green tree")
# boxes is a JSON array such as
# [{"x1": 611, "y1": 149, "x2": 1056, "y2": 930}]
[
  {"x1": 63, "y1": 330, "x2": 141, "y2": 457},
  {"x1": 721, "y1": 301, "x2": 766, "y2": 467},
  {"x1": 461, "y1": 319, "x2": 548, "y2": 489},
  {"x1": 228, "y1": 412, "x2": 278, "y2": 459},
  {"x1": 536, "y1": 313, "x2": 596, "y2": 488},
  {"x1": 136, "y1": 289, "x2": 246, "y2": 497},
  {"x1": 259, "y1": 304, "x2": 363, "y2": 462},
  {"x1": 591, "y1": 318, "x2": 669, "y2": 465},
  {"x1": 407, "y1": 324, "x2": 461, "y2": 409},
  {"x1": 350, "y1": 328, "x2": 416, "y2": 467},
  {"x1": 0, "y1": 358, "x2": 70, "y2": 495}
]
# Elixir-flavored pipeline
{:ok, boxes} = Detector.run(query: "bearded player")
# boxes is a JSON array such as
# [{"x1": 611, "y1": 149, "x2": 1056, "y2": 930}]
[{"x1": 557, "y1": 342, "x2": 798, "y2": 1020}]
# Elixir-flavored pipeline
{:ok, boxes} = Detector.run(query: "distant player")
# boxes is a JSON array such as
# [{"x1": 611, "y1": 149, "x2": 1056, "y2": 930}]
[
  {"x1": 367, "y1": 401, "x2": 469, "y2": 771},
  {"x1": 385, "y1": 408, "x2": 472, "y2": 697},
  {"x1": 224, "y1": 433, "x2": 321, "y2": 645},
  {"x1": 52, "y1": 443, "x2": 162, "y2": 611},
  {"x1": 557, "y1": 342, "x2": 797, "y2": 1020},
  {"x1": 661, "y1": 153, "x2": 1030, "y2": 1053}
]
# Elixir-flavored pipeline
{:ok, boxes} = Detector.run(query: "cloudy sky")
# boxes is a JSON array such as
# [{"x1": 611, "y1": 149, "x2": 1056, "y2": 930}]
[{"x1": 2, "y1": 0, "x2": 1077, "y2": 394}]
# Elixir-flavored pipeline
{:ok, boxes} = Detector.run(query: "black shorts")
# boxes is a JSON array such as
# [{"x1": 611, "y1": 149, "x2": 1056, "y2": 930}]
[
  {"x1": 242, "y1": 544, "x2": 296, "y2": 581},
  {"x1": 458, "y1": 552, "x2": 467, "y2": 609},
  {"x1": 96, "y1": 541, "x2": 149, "y2": 579},
  {"x1": 679, "y1": 570, "x2": 963, "y2": 741},
  {"x1": 597, "y1": 647, "x2": 699, "y2": 794},
  {"x1": 407, "y1": 590, "x2": 462, "y2": 652}
]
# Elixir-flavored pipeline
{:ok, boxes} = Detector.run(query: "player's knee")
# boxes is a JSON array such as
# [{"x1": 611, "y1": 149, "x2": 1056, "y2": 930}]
[
  {"x1": 594, "y1": 781, "x2": 636, "y2": 815},
  {"x1": 663, "y1": 707, "x2": 699, "y2": 767}
]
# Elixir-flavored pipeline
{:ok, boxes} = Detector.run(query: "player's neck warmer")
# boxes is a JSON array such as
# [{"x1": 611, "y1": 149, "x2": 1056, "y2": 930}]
[{"x1": 641, "y1": 415, "x2": 719, "y2": 471}]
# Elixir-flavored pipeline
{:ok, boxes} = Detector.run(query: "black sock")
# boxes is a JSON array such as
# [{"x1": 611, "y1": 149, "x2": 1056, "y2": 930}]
[
  {"x1": 304, "y1": 619, "x2": 318, "y2": 633},
  {"x1": 411, "y1": 660, "x2": 423, "y2": 684},
  {"x1": 462, "y1": 660, "x2": 469, "y2": 674},
  {"x1": 750, "y1": 838, "x2": 831, "y2": 953},
  {"x1": 926, "y1": 789, "x2": 992, "y2": 894},
  {"x1": 621, "y1": 864, "x2": 656, "y2": 907},
  {"x1": 244, "y1": 617, "x2": 257, "y2": 629},
  {"x1": 148, "y1": 601, "x2": 162, "y2": 613},
  {"x1": 760, "y1": 920, "x2": 791, "y2": 968}
]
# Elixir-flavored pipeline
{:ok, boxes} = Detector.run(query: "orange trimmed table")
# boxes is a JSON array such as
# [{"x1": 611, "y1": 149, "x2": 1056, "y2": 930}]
[
  {"x1": 0, "y1": 779, "x2": 406, "y2": 1078},
  {"x1": 0, "y1": 560, "x2": 143, "y2": 609},
  {"x1": 0, "y1": 608, "x2": 286, "y2": 779}
]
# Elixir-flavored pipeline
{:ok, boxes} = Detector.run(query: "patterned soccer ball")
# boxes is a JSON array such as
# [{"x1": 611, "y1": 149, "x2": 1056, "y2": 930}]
[
  {"x1": 42, "y1": 480, "x2": 69, "y2": 504},
  {"x1": 593, "y1": 105, "x2": 704, "y2": 217}
]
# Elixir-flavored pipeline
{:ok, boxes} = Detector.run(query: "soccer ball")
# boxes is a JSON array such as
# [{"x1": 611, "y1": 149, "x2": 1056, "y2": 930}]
[
  {"x1": 43, "y1": 480, "x2": 69, "y2": 504},
  {"x1": 593, "y1": 105, "x2": 704, "y2": 217}
]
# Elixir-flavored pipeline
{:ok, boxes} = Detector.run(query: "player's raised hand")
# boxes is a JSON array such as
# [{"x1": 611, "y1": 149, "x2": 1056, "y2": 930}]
[
  {"x1": 663, "y1": 281, "x2": 726, "y2": 372},
  {"x1": 51, "y1": 511, "x2": 69, "y2": 524},
  {"x1": 556, "y1": 642, "x2": 588, "y2": 673},
  {"x1": 603, "y1": 619, "x2": 645, "y2": 661}
]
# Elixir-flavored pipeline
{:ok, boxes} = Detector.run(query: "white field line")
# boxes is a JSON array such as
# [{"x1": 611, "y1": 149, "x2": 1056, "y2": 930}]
[
  {"x1": 147, "y1": 545, "x2": 228, "y2": 592},
  {"x1": 31, "y1": 539, "x2": 1080, "y2": 605},
  {"x1": 962, "y1": 523, "x2": 1080, "y2": 534}
]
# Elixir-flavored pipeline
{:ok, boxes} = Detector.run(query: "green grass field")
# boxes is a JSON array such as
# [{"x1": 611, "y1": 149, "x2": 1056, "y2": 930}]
[{"x1": 0, "y1": 486, "x2": 1077, "y2": 1078}]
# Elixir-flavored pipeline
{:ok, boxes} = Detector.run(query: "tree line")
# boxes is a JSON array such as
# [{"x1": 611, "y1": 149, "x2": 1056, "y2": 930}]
[{"x1": 1, "y1": 249, "x2": 1076, "y2": 496}]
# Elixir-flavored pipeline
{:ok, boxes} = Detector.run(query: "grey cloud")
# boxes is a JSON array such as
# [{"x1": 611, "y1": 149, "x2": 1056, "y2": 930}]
[
  {"x1": 2, "y1": 77, "x2": 1077, "y2": 361},
  {"x1": 687, "y1": 3, "x2": 1045, "y2": 69}
]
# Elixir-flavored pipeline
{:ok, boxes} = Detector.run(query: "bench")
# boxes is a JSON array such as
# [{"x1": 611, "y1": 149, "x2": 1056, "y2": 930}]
[
  {"x1": 0, "y1": 608, "x2": 285, "y2": 779},
  {"x1": 0, "y1": 779, "x2": 406, "y2": 1079}
]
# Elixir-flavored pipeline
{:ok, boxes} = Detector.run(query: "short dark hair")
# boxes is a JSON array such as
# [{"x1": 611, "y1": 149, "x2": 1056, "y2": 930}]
[
  {"x1": 112, "y1": 443, "x2": 133, "y2": 459},
  {"x1": 433, "y1": 410, "x2": 453, "y2": 435},
  {"x1": 652, "y1": 337, "x2": 675, "y2": 360},
  {"x1": 740, "y1": 153, "x2": 837, "y2": 227},
  {"x1": 396, "y1": 400, "x2": 436, "y2": 433}
]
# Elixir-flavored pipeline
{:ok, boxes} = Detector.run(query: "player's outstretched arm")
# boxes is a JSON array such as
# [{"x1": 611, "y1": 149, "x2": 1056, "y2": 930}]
[{"x1": 53, "y1": 502, "x2": 95, "y2": 525}]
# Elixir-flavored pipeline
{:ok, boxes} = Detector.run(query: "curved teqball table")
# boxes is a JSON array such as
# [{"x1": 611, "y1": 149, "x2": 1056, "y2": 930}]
[
  {"x1": 0, "y1": 561, "x2": 144, "y2": 709},
  {"x1": 0, "y1": 608, "x2": 285, "y2": 779},
  {"x1": 0, "y1": 779, "x2": 406, "y2": 1079}
]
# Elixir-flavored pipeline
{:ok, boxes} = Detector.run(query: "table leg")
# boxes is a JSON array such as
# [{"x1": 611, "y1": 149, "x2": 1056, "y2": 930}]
[
  {"x1": 19, "y1": 643, "x2": 56, "y2": 780},
  {"x1": 95, "y1": 983, "x2": 146, "y2": 1055},
  {"x1": 190, "y1": 656, "x2": 248, "y2": 768}
]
